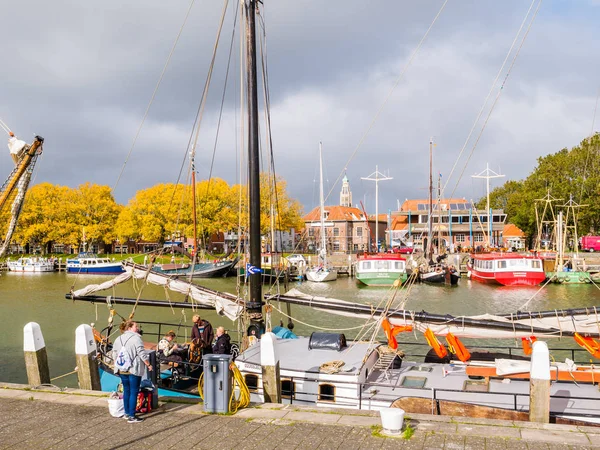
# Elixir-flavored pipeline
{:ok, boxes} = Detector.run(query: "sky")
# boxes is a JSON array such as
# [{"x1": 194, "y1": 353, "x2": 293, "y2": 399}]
[{"x1": 2, "y1": 0, "x2": 599, "y2": 218}]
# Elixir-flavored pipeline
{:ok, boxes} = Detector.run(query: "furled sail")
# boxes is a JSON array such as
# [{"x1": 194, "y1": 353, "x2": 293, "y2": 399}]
[
  {"x1": 70, "y1": 262, "x2": 243, "y2": 321},
  {"x1": 277, "y1": 288, "x2": 600, "y2": 339},
  {"x1": 0, "y1": 134, "x2": 44, "y2": 257}
]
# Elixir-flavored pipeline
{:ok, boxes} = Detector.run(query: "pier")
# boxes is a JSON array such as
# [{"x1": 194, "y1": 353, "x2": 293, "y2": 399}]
[{"x1": 0, "y1": 383, "x2": 596, "y2": 449}]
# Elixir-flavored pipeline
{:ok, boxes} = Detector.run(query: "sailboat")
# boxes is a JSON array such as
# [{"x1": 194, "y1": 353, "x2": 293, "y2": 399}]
[
  {"x1": 418, "y1": 139, "x2": 459, "y2": 285},
  {"x1": 66, "y1": 1, "x2": 600, "y2": 423},
  {"x1": 150, "y1": 154, "x2": 238, "y2": 279},
  {"x1": 305, "y1": 142, "x2": 338, "y2": 283},
  {"x1": 1, "y1": 132, "x2": 44, "y2": 257}
]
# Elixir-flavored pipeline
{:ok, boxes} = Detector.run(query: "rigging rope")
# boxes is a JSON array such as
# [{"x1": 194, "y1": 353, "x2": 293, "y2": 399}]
[
  {"x1": 324, "y1": 0, "x2": 449, "y2": 204},
  {"x1": 445, "y1": 0, "x2": 542, "y2": 199}
]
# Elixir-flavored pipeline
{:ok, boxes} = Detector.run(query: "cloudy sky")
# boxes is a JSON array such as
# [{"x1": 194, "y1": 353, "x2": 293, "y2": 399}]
[{"x1": 2, "y1": 1, "x2": 599, "y2": 217}]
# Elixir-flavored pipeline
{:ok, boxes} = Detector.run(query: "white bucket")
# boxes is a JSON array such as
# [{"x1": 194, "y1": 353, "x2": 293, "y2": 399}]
[{"x1": 380, "y1": 407, "x2": 405, "y2": 435}]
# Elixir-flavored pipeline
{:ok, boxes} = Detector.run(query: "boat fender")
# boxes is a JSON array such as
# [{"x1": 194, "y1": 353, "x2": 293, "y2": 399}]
[
  {"x1": 424, "y1": 328, "x2": 448, "y2": 359},
  {"x1": 381, "y1": 318, "x2": 413, "y2": 350},
  {"x1": 521, "y1": 336, "x2": 537, "y2": 356},
  {"x1": 573, "y1": 332, "x2": 600, "y2": 359},
  {"x1": 445, "y1": 332, "x2": 471, "y2": 362}
]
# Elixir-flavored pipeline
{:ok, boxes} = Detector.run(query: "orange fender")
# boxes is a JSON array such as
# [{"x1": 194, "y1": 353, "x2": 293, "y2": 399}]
[
  {"x1": 445, "y1": 332, "x2": 471, "y2": 362},
  {"x1": 521, "y1": 336, "x2": 537, "y2": 356},
  {"x1": 381, "y1": 318, "x2": 413, "y2": 350},
  {"x1": 424, "y1": 328, "x2": 448, "y2": 359},
  {"x1": 574, "y1": 332, "x2": 600, "y2": 359}
]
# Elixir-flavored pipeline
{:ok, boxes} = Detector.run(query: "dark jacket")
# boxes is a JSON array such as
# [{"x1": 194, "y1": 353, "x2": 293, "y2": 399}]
[
  {"x1": 213, "y1": 333, "x2": 231, "y2": 355},
  {"x1": 191, "y1": 320, "x2": 214, "y2": 349}
]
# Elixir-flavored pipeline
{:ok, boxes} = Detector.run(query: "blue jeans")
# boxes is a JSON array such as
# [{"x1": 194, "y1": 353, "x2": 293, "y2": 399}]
[{"x1": 119, "y1": 373, "x2": 142, "y2": 417}]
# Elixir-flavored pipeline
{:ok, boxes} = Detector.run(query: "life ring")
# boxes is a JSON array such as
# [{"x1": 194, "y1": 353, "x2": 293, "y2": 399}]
[
  {"x1": 521, "y1": 336, "x2": 537, "y2": 356},
  {"x1": 381, "y1": 318, "x2": 413, "y2": 350},
  {"x1": 424, "y1": 328, "x2": 448, "y2": 359},
  {"x1": 573, "y1": 332, "x2": 600, "y2": 359},
  {"x1": 445, "y1": 332, "x2": 470, "y2": 362}
]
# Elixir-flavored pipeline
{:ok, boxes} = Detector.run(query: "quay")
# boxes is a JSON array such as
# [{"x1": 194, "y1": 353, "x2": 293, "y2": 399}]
[{"x1": 0, "y1": 383, "x2": 598, "y2": 449}]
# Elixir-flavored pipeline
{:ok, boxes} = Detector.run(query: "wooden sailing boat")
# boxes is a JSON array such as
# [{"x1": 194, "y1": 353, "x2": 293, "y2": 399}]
[
  {"x1": 1, "y1": 132, "x2": 44, "y2": 257},
  {"x1": 306, "y1": 142, "x2": 338, "y2": 282}
]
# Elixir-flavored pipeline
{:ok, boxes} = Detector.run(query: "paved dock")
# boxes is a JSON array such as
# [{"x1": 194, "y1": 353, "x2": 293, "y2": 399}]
[{"x1": 0, "y1": 382, "x2": 598, "y2": 449}]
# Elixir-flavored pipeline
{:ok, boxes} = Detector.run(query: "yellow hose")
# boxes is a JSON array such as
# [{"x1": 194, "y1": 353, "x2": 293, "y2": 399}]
[{"x1": 197, "y1": 362, "x2": 250, "y2": 413}]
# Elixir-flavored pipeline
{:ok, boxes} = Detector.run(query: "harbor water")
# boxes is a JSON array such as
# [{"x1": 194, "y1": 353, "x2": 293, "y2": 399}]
[{"x1": 1, "y1": 271, "x2": 599, "y2": 388}]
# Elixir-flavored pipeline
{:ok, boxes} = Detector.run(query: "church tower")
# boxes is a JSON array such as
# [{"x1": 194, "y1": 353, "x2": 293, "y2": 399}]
[{"x1": 340, "y1": 174, "x2": 352, "y2": 207}]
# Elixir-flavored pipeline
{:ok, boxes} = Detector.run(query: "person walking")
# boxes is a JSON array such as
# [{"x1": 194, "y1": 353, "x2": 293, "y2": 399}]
[{"x1": 112, "y1": 320, "x2": 152, "y2": 423}]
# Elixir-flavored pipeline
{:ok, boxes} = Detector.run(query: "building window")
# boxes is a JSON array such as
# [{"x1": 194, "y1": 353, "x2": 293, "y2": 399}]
[
  {"x1": 353, "y1": 244, "x2": 359, "y2": 251},
  {"x1": 333, "y1": 228, "x2": 340, "y2": 237},
  {"x1": 333, "y1": 242, "x2": 340, "y2": 251},
  {"x1": 356, "y1": 227, "x2": 362, "y2": 237},
  {"x1": 308, "y1": 228, "x2": 314, "y2": 237},
  {"x1": 455, "y1": 234, "x2": 465, "y2": 243},
  {"x1": 245, "y1": 374, "x2": 259, "y2": 393},
  {"x1": 474, "y1": 234, "x2": 484, "y2": 243},
  {"x1": 318, "y1": 384, "x2": 335, "y2": 402}
]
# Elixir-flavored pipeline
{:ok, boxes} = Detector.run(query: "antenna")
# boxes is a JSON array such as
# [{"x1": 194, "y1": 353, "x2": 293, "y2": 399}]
[
  {"x1": 472, "y1": 163, "x2": 504, "y2": 247},
  {"x1": 361, "y1": 166, "x2": 393, "y2": 252}
]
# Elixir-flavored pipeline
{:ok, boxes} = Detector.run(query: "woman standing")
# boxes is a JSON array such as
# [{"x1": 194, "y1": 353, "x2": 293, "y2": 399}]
[{"x1": 112, "y1": 320, "x2": 152, "y2": 423}]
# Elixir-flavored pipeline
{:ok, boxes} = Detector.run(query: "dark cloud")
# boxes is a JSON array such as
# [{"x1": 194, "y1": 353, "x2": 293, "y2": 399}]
[{"x1": 2, "y1": 1, "x2": 599, "y2": 217}]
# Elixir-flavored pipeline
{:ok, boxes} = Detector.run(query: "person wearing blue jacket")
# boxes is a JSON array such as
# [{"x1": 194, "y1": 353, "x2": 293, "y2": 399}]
[{"x1": 112, "y1": 320, "x2": 152, "y2": 423}]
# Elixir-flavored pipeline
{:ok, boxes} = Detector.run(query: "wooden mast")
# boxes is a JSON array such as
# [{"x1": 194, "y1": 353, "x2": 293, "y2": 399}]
[{"x1": 246, "y1": 0, "x2": 263, "y2": 337}]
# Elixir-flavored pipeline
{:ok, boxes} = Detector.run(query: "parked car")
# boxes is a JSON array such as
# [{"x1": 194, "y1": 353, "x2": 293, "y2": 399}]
[
  {"x1": 391, "y1": 246, "x2": 414, "y2": 254},
  {"x1": 286, "y1": 254, "x2": 307, "y2": 264}
]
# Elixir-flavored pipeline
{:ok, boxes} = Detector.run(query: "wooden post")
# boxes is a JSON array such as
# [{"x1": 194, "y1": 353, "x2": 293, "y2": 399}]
[
  {"x1": 529, "y1": 340, "x2": 550, "y2": 423},
  {"x1": 260, "y1": 332, "x2": 281, "y2": 403},
  {"x1": 75, "y1": 324, "x2": 101, "y2": 391},
  {"x1": 23, "y1": 322, "x2": 50, "y2": 386}
]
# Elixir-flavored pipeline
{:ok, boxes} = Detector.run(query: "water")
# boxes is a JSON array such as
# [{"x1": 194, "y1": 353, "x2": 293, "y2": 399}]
[{"x1": 1, "y1": 272, "x2": 599, "y2": 388}]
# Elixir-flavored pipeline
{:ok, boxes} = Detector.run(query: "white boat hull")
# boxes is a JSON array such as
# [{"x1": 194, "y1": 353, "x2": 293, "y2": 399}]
[{"x1": 306, "y1": 268, "x2": 338, "y2": 282}]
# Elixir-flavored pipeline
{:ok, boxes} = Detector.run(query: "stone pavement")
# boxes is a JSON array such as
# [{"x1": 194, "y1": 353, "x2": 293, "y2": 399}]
[{"x1": 0, "y1": 382, "x2": 599, "y2": 449}]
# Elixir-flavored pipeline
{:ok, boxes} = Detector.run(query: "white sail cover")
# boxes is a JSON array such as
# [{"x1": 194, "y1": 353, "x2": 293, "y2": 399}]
[{"x1": 71, "y1": 266, "x2": 243, "y2": 321}]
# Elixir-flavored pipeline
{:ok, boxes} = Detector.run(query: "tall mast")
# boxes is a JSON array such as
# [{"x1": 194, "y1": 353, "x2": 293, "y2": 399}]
[
  {"x1": 191, "y1": 152, "x2": 198, "y2": 260},
  {"x1": 318, "y1": 142, "x2": 326, "y2": 264},
  {"x1": 246, "y1": 0, "x2": 262, "y2": 332},
  {"x1": 428, "y1": 138, "x2": 433, "y2": 259},
  {"x1": 472, "y1": 163, "x2": 504, "y2": 247},
  {"x1": 361, "y1": 166, "x2": 392, "y2": 252}
]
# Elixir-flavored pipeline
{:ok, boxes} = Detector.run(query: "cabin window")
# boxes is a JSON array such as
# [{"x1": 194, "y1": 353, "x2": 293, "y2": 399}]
[
  {"x1": 318, "y1": 384, "x2": 335, "y2": 402},
  {"x1": 400, "y1": 376, "x2": 427, "y2": 388},
  {"x1": 464, "y1": 380, "x2": 489, "y2": 392},
  {"x1": 244, "y1": 374, "x2": 259, "y2": 393},
  {"x1": 408, "y1": 366, "x2": 432, "y2": 373},
  {"x1": 281, "y1": 379, "x2": 295, "y2": 400},
  {"x1": 394, "y1": 262, "x2": 403, "y2": 270},
  {"x1": 532, "y1": 260, "x2": 541, "y2": 269},
  {"x1": 375, "y1": 261, "x2": 390, "y2": 270},
  {"x1": 497, "y1": 261, "x2": 507, "y2": 269},
  {"x1": 362, "y1": 262, "x2": 371, "y2": 270}
]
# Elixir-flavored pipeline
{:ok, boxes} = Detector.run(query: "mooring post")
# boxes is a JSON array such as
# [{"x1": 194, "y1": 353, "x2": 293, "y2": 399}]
[
  {"x1": 529, "y1": 340, "x2": 550, "y2": 423},
  {"x1": 260, "y1": 332, "x2": 281, "y2": 403},
  {"x1": 23, "y1": 322, "x2": 50, "y2": 386},
  {"x1": 75, "y1": 324, "x2": 101, "y2": 390}
]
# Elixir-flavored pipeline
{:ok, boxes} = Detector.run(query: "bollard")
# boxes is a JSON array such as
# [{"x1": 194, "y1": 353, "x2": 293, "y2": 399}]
[
  {"x1": 529, "y1": 340, "x2": 550, "y2": 423},
  {"x1": 75, "y1": 324, "x2": 101, "y2": 391},
  {"x1": 260, "y1": 332, "x2": 281, "y2": 403},
  {"x1": 148, "y1": 350, "x2": 159, "y2": 410},
  {"x1": 23, "y1": 322, "x2": 50, "y2": 386}
]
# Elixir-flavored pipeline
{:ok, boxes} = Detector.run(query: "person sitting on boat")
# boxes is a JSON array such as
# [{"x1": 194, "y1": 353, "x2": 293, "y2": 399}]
[
  {"x1": 212, "y1": 327, "x2": 232, "y2": 355},
  {"x1": 157, "y1": 330, "x2": 185, "y2": 365},
  {"x1": 191, "y1": 314, "x2": 214, "y2": 357}
]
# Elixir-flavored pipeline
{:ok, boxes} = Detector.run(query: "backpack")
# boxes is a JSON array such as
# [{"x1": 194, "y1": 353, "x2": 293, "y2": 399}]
[
  {"x1": 114, "y1": 336, "x2": 134, "y2": 372},
  {"x1": 136, "y1": 389, "x2": 152, "y2": 414}
]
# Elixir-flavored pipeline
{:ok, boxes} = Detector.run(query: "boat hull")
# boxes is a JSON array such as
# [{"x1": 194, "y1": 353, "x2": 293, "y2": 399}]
[
  {"x1": 7, "y1": 258, "x2": 55, "y2": 272},
  {"x1": 306, "y1": 268, "x2": 338, "y2": 282},
  {"x1": 153, "y1": 259, "x2": 237, "y2": 278},
  {"x1": 469, "y1": 268, "x2": 546, "y2": 286},
  {"x1": 356, "y1": 272, "x2": 407, "y2": 286},
  {"x1": 67, "y1": 265, "x2": 124, "y2": 274},
  {"x1": 546, "y1": 271, "x2": 592, "y2": 284}
]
